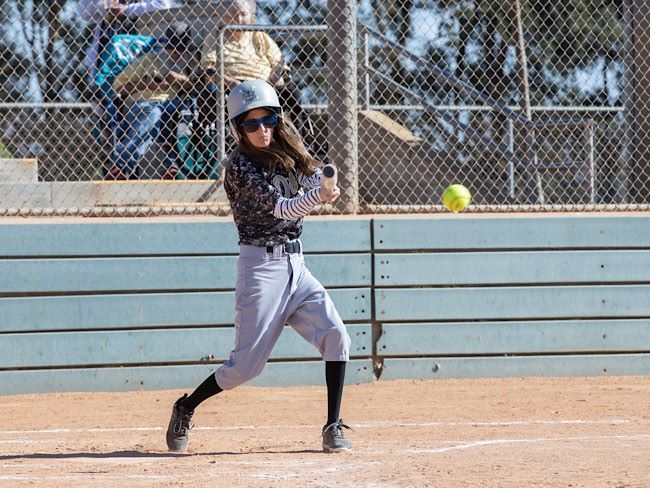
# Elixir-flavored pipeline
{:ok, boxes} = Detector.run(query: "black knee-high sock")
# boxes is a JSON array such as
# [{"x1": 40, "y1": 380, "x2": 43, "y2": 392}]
[
  {"x1": 181, "y1": 374, "x2": 223, "y2": 412},
  {"x1": 325, "y1": 361, "x2": 346, "y2": 425}
]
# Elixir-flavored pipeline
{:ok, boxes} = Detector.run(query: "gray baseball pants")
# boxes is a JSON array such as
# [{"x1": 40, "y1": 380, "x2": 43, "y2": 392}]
[{"x1": 214, "y1": 241, "x2": 351, "y2": 390}]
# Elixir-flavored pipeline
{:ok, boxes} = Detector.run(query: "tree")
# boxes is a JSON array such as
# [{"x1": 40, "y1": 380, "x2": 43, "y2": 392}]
[{"x1": 1, "y1": 0, "x2": 88, "y2": 103}]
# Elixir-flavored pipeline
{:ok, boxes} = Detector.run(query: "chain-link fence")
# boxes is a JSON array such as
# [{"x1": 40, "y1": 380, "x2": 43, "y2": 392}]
[{"x1": 0, "y1": 0, "x2": 648, "y2": 216}]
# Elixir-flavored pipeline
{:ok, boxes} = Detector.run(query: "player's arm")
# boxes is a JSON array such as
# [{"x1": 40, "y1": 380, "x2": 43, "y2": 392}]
[
  {"x1": 274, "y1": 190, "x2": 322, "y2": 220},
  {"x1": 275, "y1": 184, "x2": 339, "y2": 220},
  {"x1": 228, "y1": 157, "x2": 337, "y2": 221},
  {"x1": 297, "y1": 170, "x2": 322, "y2": 189},
  {"x1": 299, "y1": 165, "x2": 337, "y2": 190},
  {"x1": 227, "y1": 156, "x2": 317, "y2": 220},
  {"x1": 275, "y1": 168, "x2": 341, "y2": 219}
]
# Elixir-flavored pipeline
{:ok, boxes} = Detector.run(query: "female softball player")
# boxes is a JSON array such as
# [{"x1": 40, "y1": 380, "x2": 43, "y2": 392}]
[{"x1": 166, "y1": 79, "x2": 352, "y2": 453}]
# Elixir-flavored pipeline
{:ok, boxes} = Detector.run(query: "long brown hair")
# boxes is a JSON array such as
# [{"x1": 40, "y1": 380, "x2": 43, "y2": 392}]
[{"x1": 236, "y1": 109, "x2": 318, "y2": 176}]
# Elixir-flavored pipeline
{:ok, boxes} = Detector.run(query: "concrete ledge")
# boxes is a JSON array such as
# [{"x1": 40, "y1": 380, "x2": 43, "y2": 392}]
[
  {"x1": 0, "y1": 158, "x2": 38, "y2": 183},
  {"x1": 0, "y1": 180, "x2": 227, "y2": 208}
]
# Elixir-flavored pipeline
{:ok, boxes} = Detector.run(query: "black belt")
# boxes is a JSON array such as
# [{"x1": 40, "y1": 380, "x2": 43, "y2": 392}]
[{"x1": 266, "y1": 240, "x2": 301, "y2": 254}]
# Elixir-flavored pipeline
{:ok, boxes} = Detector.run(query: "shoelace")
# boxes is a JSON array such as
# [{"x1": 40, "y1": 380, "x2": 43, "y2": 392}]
[
  {"x1": 322, "y1": 420, "x2": 353, "y2": 438},
  {"x1": 173, "y1": 408, "x2": 194, "y2": 435}
]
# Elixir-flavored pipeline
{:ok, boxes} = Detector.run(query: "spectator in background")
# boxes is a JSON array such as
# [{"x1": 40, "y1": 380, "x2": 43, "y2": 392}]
[
  {"x1": 79, "y1": 0, "x2": 174, "y2": 76},
  {"x1": 109, "y1": 22, "x2": 197, "y2": 179},
  {"x1": 201, "y1": 0, "x2": 313, "y2": 146}
]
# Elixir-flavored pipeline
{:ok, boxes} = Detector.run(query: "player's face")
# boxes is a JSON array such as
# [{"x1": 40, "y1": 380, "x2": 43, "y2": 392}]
[{"x1": 241, "y1": 108, "x2": 276, "y2": 149}]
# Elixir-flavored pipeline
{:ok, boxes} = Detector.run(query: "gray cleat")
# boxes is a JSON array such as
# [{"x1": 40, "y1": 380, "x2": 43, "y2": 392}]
[
  {"x1": 322, "y1": 419, "x2": 352, "y2": 452},
  {"x1": 166, "y1": 394, "x2": 194, "y2": 452}
]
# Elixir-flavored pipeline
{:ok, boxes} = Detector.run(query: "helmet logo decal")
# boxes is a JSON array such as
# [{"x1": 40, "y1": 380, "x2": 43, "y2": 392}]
[{"x1": 241, "y1": 86, "x2": 258, "y2": 105}]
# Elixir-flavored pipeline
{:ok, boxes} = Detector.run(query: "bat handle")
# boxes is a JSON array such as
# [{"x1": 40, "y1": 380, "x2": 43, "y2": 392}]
[{"x1": 322, "y1": 164, "x2": 337, "y2": 190}]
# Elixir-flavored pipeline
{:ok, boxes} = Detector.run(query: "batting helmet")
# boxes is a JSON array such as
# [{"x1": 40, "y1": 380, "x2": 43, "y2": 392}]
[{"x1": 227, "y1": 79, "x2": 282, "y2": 140}]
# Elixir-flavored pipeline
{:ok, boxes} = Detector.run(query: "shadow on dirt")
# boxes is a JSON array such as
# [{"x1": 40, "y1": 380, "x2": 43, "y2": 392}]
[{"x1": 0, "y1": 448, "x2": 323, "y2": 461}]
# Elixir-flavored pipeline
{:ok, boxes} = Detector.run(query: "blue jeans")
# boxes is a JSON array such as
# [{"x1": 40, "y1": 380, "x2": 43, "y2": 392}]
[{"x1": 113, "y1": 98, "x2": 179, "y2": 177}]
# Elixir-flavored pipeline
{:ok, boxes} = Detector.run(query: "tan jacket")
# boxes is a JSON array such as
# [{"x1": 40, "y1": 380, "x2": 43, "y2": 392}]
[{"x1": 202, "y1": 31, "x2": 285, "y2": 83}]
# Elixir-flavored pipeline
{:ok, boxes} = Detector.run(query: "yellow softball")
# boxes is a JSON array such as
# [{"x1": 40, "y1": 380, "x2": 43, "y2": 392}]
[{"x1": 441, "y1": 184, "x2": 472, "y2": 213}]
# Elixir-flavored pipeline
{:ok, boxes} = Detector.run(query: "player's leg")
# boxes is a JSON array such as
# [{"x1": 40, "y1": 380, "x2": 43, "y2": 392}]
[
  {"x1": 166, "y1": 247, "x2": 294, "y2": 451},
  {"x1": 285, "y1": 255, "x2": 352, "y2": 452},
  {"x1": 214, "y1": 252, "x2": 295, "y2": 390},
  {"x1": 181, "y1": 375, "x2": 222, "y2": 412},
  {"x1": 166, "y1": 370, "x2": 226, "y2": 451},
  {"x1": 325, "y1": 361, "x2": 346, "y2": 427}
]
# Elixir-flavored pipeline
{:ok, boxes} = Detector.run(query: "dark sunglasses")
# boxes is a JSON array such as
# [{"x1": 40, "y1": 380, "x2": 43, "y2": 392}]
[{"x1": 239, "y1": 114, "x2": 280, "y2": 133}]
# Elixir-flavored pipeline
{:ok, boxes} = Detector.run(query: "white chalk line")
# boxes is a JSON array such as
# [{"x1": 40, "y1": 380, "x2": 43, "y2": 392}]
[
  {"x1": 0, "y1": 475, "x2": 174, "y2": 481},
  {"x1": 402, "y1": 434, "x2": 650, "y2": 454},
  {"x1": 0, "y1": 439, "x2": 59, "y2": 444},
  {"x1": 247, "y1": 461, "x2": 381, "y2": 481},
  {"x1": 1, "y1": 435, "x2": 648, "y2": 482},
  {"x1": 0, "y1": 418, "x2": 646, "y2": 436}
]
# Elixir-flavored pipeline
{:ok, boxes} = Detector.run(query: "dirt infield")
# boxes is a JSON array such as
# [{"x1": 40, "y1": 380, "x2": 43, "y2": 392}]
[{"x1": 1, "y1": 376, "x2": 648, "y2": 487}]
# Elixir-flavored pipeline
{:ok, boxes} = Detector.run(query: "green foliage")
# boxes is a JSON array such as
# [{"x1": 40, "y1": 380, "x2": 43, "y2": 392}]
[
  {"x1": 428, "y1": 0, "x2": 625, "y2": 106},
  {"x1": 523, "y1": 0, "x2": 623, "y2": 73},
  {"x1": 1, "y1": 0, "x2": 89, "y2": 102},
  {"x1": 0, "y1": 141, "x2": 13, "y2": 159}
]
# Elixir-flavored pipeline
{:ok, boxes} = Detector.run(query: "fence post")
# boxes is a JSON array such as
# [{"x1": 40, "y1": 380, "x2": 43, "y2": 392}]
[
  {"x1": 363, "y1": 32, "x2": 371, "y2": 111},
  {"x1": 623, "y1": 0, "x2": 650, "y2": 204},
  {"x1": 326, "y1": 0, "x2": 359, "y2": 214},
  {"x1": 587, "y1": 123, "x2": 596, "y2": 204},
  {"x1": 510, "y1": 0, "x2": 542, "y2": 204},
  {"x1": 507, "y1": 119, "x2": 515, "y2": 202},
  {"x1": 217, "y1": 28, "x2": 226, "y2": 165}
]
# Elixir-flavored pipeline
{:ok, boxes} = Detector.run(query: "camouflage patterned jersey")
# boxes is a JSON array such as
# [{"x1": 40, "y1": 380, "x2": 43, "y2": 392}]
[{"x1": 224, "y1": 150, "x2": 323, "y2": 246}]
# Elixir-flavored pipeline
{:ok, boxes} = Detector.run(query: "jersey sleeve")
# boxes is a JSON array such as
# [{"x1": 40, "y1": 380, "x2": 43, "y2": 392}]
[
  {"x1": 273, "y1": 189, "x2": 322, "y2": 220},
  {"x1": 297, "y1": 170, "x2": 322, "y2": 189}
]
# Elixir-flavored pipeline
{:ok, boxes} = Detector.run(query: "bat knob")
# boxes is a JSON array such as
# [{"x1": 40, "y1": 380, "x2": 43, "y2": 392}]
[{"x1": 322, "y1": 164, "x2": 336, "y2": 179}]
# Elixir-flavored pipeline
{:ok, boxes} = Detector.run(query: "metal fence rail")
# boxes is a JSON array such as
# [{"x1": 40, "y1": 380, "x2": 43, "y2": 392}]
[{"x1": 0, "y1": 0, "x2": 647, "y2": 215}]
